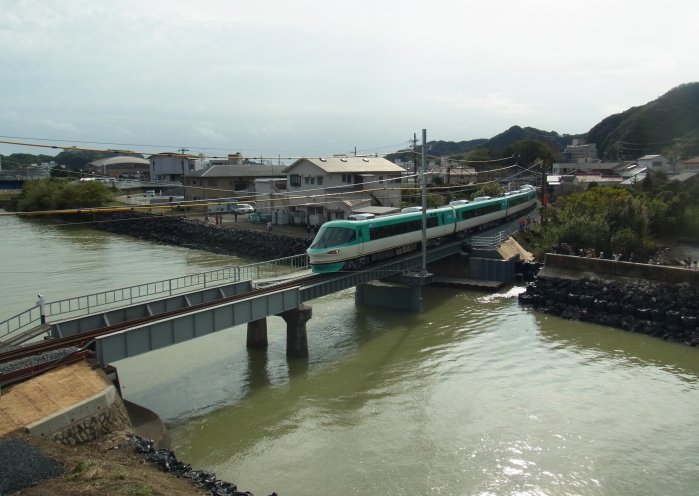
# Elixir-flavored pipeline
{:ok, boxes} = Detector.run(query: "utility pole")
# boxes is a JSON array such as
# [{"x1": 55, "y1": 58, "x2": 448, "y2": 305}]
[
  {"x1": 179, "y1": 148, "x2": 189, "y2": 216},
  {"x1": 540, "y1": 160, "x2": 548, "y2": 224},
  {"x1": 420, "y1": 129, "x2": 428, "y2": 276},
  {"x1": 410, "y1": 133, "x2": 418, "y2": 178}
]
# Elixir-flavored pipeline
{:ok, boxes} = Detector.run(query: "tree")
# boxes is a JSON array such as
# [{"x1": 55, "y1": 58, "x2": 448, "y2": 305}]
[
  {"x1": 502, "y1": 140, "x2": 556, "y2": 166},
  {"x1": 10, "y1": 178, "x2": 113, "y2": 212},
  {"x1": 470, "y1": 182, "x2": 503, "y2": 199}
]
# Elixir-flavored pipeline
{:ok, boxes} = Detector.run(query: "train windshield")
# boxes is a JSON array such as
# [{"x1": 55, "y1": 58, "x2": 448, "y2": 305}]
[{"x1": 311, "y1": 227, "x2": 356, "y2": 249}]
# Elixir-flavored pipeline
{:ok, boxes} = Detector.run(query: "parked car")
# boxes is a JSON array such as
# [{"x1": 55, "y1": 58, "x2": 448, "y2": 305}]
[{"x1": 229, "y1": 203, "x2": 255, "y2": 215}]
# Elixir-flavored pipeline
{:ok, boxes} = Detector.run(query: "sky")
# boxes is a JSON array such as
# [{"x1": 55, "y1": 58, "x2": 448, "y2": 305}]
[{"x1": 1, "y1": 0, "x2": 698, "y2": 161}]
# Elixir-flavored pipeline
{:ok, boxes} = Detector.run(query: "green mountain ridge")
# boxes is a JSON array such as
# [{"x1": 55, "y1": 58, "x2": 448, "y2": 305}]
[{"x1": 390, "y1": 82, "x2": 699, "y2": 163}]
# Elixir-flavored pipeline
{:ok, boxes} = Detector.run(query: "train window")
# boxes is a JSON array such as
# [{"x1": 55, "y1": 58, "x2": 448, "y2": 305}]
[{"x1": 311, "y1": 227, "x2": 356, "y2": 249}]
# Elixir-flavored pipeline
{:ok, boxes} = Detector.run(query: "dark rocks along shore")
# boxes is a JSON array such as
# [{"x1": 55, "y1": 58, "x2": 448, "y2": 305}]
[
  {"x1": 95, "y1": 212, "x2": 309, "y2": 261},
  {"x1": 519, "y1": 275, "x2": 699, "y2": 346}
]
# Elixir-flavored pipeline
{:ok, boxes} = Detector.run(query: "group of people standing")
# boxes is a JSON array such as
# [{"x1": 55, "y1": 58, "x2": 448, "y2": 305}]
[
  {"x1": 204, "y1": 213, "x2": 225, "y2": 225},
  {"x1": 518, "y1": 216, "x2": 533, "y2": 231},
  {"x1": 684, "y1": 256, "x2": 697, "y2": 269},
  {"x1": 552, "y1": 243, "x2": 636, "y2": 263},
  {"x1": 305, "y1": 223, "x2": 320, "y2": 240}
]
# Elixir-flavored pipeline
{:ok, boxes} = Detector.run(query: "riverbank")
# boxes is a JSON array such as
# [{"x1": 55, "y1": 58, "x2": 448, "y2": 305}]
[
  {"x1": 519, "y1": 273, "x2": 699, "y2": 346},
  {"x1": 94, "y1": 212, "x2": 309, "y2": 260}
]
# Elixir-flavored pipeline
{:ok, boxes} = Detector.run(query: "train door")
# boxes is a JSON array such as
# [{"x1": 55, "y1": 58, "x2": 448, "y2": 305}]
[{"x1": 357, "y1": 227, "x2": 365, "y2": 254}]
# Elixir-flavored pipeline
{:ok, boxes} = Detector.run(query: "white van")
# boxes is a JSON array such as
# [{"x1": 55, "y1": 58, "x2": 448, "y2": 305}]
[
  {"x1": 449, "y1": 199, "x2": 470, "y2": 205},
  {"x1": 144, "y1": 190, "x2": 155, "y2": 197},
  {"x1": 348, "y1": 213, "x2": 375, "y2": 221},
  {"x1": 473, "y1": 196, "x2": 491, "y2": 202}
]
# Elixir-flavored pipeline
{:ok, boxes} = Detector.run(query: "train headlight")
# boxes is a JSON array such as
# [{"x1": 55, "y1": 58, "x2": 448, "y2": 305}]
[{"x1": 327, "y1": 250, "x2": 340, "y2": 254}]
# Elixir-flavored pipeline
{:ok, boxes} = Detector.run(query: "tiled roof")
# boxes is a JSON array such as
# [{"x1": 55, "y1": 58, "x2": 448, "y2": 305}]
[
  {"x1": 188, "y1": 164, "x2": 283, "y2": 178},
  {"x1": 282, "y1": 157, "x2": 405, "y2": 174}
]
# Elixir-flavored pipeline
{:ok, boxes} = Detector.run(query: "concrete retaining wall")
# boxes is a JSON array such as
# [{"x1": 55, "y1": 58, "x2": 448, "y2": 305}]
[
  {"x1": 25, "y1": 385, "x2": 131, "y2": 446},
  {"x1": 542, "y1": 254, "x2": 699, "y2": 286}
]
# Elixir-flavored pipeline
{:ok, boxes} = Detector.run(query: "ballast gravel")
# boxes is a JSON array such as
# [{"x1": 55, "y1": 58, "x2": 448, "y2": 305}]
[
  {"x1": 0, "y1": 437, "x2": 64, "y2": 494},
  {"x1": 0, "y1": 347, "x2": 79, "y2": 376}
]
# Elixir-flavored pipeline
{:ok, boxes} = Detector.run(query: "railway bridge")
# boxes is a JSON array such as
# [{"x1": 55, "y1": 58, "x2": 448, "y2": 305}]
[{"x1": 1, "y1": 241, "x2": 492, "y2": 370}]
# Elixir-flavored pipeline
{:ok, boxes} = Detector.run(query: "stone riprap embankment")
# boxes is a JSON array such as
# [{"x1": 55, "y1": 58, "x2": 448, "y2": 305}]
[
  {"x1": 95, "y1": 212, "x2": 309, "y2": 260},
  {"x1": 518, "y1": 276, "x2": 699, "y2": 346}
]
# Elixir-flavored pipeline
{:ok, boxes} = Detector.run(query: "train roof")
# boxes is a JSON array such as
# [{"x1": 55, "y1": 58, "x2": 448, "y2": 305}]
[{"x1": 318, "y1": 189, "x2": 533, "y2": 229}]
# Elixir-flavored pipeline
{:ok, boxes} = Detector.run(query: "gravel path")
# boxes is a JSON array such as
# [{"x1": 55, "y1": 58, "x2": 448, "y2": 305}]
[{"x1": 0, "y1": 437, "x2": 64, "y2": 494}]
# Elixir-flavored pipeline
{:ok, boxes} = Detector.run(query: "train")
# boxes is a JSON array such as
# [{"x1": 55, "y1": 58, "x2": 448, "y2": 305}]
[{"x1": 307, "y1": 185, "x2": 538, "y2": 273}]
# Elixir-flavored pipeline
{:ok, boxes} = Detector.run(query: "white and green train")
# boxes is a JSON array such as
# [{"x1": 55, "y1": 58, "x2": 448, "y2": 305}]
[{"x1": 307, "y1": 186, "x2": 538, "y2": 273}]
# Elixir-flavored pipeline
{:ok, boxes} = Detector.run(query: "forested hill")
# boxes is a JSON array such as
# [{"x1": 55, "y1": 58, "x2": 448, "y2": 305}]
[
  {"x1": 587, "y1": 82, "x2": 699, "y2": 160},
  {"x1": 387, "y1": 82, "x2": 699, "y2": 163},
  {"x1": 386, "y1": 126, "x2": 583, "y2": 162}
]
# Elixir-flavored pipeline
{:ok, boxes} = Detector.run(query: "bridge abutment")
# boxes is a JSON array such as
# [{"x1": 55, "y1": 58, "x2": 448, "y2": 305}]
[
  {"x1": 279, "y1": 305, "x2": 312, "y2": 358},
  {"x1": 246, "y1": 318, "x2": 268, "y2": 349}
]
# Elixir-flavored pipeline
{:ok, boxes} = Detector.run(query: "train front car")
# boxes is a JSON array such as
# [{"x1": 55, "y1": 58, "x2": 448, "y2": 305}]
[{"x1": 307, "y1": 221, "x2": 362, "y2": 273}]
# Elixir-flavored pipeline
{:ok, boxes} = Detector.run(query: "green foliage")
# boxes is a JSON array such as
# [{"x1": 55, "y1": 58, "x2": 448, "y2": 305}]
[
  {"x1": 9, "y1": 178, "x2": 113, "y2": 212},
  {"x1": 470, "y1": 183, "x2": 503, "y2": 199},
  {"x1": 588, "y1": 82, "x2": 699, "y2": 160},
  {"x1": 502, "y1": 139, "x2": 556, "y2": 166},
  {"x1": 1, "y1": 152, "x2": 55, "y2": 169},
  {"x1": 427, "y1": 193, "x2": 445, "y2": 208}
]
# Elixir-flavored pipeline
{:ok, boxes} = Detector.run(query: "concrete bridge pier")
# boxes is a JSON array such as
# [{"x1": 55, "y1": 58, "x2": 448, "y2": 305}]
[
  {"x1": 279, "y1": 305, "x2": 312, "y2": 358},
  {"x1": 246, "y1": 318, "x2": 269, "y2": 349},
  {"x1": 355, "y1": 280, "x2": 425, "y2": 312}
]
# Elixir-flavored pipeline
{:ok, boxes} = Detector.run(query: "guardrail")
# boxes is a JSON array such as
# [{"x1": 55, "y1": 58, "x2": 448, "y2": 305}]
[
  {"x1": 0, "y1": 253, "x2": 310, "y2": 343},
  {"x1": 470, "y1": 230, "x2": 508, "y2": 250}
]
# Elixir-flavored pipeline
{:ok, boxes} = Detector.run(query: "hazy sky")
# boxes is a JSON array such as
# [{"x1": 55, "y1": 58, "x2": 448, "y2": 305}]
[{"x1": 1, "y1": 0, "x2": 697, "y2": 160}]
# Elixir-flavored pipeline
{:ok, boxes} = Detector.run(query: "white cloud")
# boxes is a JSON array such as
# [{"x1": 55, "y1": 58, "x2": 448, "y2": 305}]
[
  {"x1": 38, "y1": 119, "x2": 78, "y2": 132},
  {"x1": 0, "y1": 111, "x2": 20, "y2": 121},
  {"x1": 196, "y1": 126, "x2": 228, "y2": 142},
  {"x1": 430, "y1": 94, "x2": 536, "y2": 116}
]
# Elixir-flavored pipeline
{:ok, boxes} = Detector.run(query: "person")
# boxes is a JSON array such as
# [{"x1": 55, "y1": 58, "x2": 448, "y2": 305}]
[
  {"x1": 205, "y1": 213, "x2": 210, "y2": 223},
  {"x1": 599, "y1": 251, "x2": 604, "y2": 259},
  {"x1": 306, "y1": 224, "x2": 311, "y2": 240},
  {"x1": 629, "y1": 252, "x2": 636, "y2": 263},
  {"x1": 267, "y1": 221, "x2": 273, "y2": 232},
  {"x1": 694, "y1": 260, "x2": 697, "y2": 270},
  {"x1": 234, "y1": 211, "x2": 238, "y2": 222}
]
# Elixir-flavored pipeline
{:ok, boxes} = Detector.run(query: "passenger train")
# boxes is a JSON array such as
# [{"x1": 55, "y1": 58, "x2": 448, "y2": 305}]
[{"x1": 307, "y1": 186, "x2": 538, "y2": 273}]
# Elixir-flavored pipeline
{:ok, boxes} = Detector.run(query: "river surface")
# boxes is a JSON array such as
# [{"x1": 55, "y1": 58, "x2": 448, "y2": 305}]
[{"x1": 1, "y1": 214, "x2": 698, "y2": 496}]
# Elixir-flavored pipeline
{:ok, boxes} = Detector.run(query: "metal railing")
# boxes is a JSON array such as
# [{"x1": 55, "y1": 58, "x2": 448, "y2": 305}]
[
  {"x1": 0, "y1": 253, "x2": 310, "y2": 342},
  {"x1": 470, "y1": 230, "x2": 508, "y2": 250}
]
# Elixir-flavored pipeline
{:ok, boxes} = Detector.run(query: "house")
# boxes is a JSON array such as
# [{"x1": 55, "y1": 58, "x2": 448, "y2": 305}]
[
  {"x1": 429, "y1": 166, "x2": 477, "y2": 185},
  {"x1": 637, "y1": 154, "x2": 669, "y2": 172},
  {"x1": 681, "y1": 156, "x2": 699, "y2": 171},
  {"x1": 149, "y1": 154, "x2": 207, "y2": 183},
  {"x1": 552, "y1": 161, "x2": 628, "y2": 175},
  {"x1": 281, "y1": 157, "x2": 405, "y2": 225},
  {"x1": 184, "y1": 164, "x2": 284, "y2": 202},
  {"x1": 208, "y1": 153, "x2": 244, "y2": 166}
]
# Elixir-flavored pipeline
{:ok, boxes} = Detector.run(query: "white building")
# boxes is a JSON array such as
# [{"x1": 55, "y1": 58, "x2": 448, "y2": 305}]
[
  {"x1": 281, "y1": 157, "x2": 405, "y2": 225},
  {"x1": 149, "y1": 154, "x2": 207, "y2": 182},
  {"x1": 637, "y1": 154, "x2": 669, "y2": 172},
  {"x1": 563, "y1": 139, "x2": 598, "y2": 163}
]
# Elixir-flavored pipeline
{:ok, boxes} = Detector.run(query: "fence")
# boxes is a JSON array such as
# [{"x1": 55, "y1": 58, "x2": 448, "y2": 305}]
[
  {"x1": 0, "y1": 253, "x2": 310, "y2": 342},
  {"x1": 470, "y1": 231, "x2": 508, "y2": 250}
]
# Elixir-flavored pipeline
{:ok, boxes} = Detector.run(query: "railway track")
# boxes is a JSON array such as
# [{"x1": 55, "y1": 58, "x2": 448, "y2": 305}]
[{"x1": 0, "y1": 273, "x2": 330, "y2": 365}]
